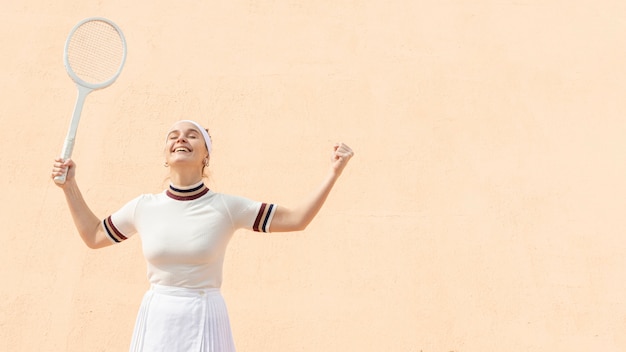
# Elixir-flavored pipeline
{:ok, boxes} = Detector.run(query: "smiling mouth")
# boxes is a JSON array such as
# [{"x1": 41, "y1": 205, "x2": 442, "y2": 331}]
[{"x1": 174, "y1": 147, "x2": 190, "y2": 153}]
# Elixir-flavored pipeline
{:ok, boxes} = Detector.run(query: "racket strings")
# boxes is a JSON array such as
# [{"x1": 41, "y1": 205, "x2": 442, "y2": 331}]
[{"x1": 67, "y1": 20, "x2": 125, "y2": 85}]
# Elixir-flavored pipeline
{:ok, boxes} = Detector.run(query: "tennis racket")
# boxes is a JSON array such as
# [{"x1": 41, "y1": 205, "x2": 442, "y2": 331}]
[{"x1": 54, "y1": 17, "x2": 127, "y2": 184}]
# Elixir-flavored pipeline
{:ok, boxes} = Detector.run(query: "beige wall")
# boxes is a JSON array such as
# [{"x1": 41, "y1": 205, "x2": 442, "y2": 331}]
[{"x1": 2, "y1": 0, "x2": 626, "y2": 351}]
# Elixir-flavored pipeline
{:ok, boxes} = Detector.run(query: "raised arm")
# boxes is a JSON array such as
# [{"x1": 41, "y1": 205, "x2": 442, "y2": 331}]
[
  {"x1": 51, "y1": 158, "x2": 113, "y2": 249},
  {"x1": 269, "y1": 143, "x2": 354, "y2": 232}
]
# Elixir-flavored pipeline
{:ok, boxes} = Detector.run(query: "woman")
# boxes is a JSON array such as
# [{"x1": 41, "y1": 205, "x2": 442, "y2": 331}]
[{"x1": 51, "y1": 120, "x2": 354, "y2": 351}]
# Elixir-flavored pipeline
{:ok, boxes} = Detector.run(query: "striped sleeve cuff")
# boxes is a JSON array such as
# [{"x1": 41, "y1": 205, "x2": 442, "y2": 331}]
[
  {"x1": 252, "y1": 203, "x2": 276, "y2": 233},
  {"x1": 103, "y1": 216, "x2": 128, "y2": 243}
]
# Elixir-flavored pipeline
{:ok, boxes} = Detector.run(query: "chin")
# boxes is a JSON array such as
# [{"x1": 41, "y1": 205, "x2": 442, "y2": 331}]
[{"x1": 169, "y1": 158, "x2": 200, "y2": 166}]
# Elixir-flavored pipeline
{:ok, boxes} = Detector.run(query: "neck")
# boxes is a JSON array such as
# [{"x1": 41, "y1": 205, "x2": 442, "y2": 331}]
[{"x1": 168, "y1": 171, "x2": 204, "y2": 188}]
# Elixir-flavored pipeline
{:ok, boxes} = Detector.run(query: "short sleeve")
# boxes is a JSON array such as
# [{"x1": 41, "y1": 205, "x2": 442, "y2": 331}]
[
  {"x1": 220, "y1": 194, "x2": 277, "y2": 233},
  {"x1": 102, "y1": 195, "x2": 142, "y2": 243}
]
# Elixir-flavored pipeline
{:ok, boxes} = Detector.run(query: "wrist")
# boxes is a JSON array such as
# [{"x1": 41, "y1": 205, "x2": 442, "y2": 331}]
[
  {"x1": 61, "y1": 178, "x2": 79, "y2": 193},
  {"x1": 327, "y1": 169, "x2": 341, "y2": 182}
]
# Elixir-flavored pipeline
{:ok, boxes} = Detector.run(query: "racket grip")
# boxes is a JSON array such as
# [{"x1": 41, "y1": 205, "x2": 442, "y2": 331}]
[
  {"x1": 54, "y1": 169, "x2": 68, "y2": 184},
  {"x1": 54, "y1": 138, "x2": 75, "y2": 185}
]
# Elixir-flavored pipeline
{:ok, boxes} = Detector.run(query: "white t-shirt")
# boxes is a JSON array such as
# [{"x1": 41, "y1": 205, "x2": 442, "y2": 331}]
[{"x1": 102, "y1": 182, "x2": 276, "y2": 289}]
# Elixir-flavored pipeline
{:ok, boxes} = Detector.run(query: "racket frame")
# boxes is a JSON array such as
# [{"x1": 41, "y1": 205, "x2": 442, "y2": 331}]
[
  {"x1": 63, "y1": 17, "x2": 127, "y2": 90},
  {"x1": 54, "y1": 17, "x2": 127, "y2": 184}
]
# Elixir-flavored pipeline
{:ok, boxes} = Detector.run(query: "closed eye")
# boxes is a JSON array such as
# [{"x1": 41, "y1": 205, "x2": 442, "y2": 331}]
[{"x1": 167, "y1": 128, "x2": 201, "y2": 140}]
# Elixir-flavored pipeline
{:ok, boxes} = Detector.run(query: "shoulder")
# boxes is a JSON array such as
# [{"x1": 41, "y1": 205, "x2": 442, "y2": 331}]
[
  {"x1": 124, "y1": 191, "x2": 167, "y2": 208},
  {"x1": 211, "y1": 191, "x2": 254, "y2": 205},
  {"x1": 136, "y1": 192, "x2": 162, "y2": 202}
]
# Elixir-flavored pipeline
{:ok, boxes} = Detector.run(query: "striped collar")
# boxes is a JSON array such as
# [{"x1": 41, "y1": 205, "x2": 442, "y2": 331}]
[{"x1": 166, "y1": 181, "x2": 209, "y2": 201}]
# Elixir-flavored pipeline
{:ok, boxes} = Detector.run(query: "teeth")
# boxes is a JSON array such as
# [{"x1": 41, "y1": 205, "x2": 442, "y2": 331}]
[{"x1": 174, "y1": 148, "x2": 189, "y2": 152}]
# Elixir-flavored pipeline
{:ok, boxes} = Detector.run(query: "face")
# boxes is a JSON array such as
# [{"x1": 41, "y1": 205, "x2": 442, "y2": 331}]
[{"x1": 165, "y1": 121, "x2": 209, "y2": 168}]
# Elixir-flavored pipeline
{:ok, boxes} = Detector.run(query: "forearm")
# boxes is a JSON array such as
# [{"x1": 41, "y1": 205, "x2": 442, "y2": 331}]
[
  {"x1": 62, "y1": 179, "x2": 107, "y2": 248},
  {"x1": 295, "y1": 171, "x2": 339, "y2": 228},
  {"x1": 268, "y1": 142, "x2": 353, "y2": 233},
  {"x1": 270, "y1": 171, "x2": 339, "y2": 232}
]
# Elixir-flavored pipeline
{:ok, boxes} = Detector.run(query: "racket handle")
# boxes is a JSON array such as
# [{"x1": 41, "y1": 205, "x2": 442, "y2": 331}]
[
  {"x1": 54, "y1": 137, "x2": 75, "y2": 185},
  {"x1": 54, "y1": 170, "x2": 68, "y2": 184}
]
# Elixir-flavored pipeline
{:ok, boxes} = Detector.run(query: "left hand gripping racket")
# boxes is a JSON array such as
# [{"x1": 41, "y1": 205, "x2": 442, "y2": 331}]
[{"x1": 54, "y1": 17, "x2": 127, "y2": 184}]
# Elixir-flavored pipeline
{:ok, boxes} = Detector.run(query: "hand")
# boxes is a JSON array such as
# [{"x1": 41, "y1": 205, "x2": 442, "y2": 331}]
[
  {"x1": 330, "y1": 143, "x2": 354, "y2": 176},
  {"x1": 51, "y1": 158, "x2": 76, "y2": 186}
]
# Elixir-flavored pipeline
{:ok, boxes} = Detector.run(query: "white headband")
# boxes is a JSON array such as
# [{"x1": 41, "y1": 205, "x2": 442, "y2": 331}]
[{"x1": 169, "y1": 120, "x2": 213, "y2": 154}]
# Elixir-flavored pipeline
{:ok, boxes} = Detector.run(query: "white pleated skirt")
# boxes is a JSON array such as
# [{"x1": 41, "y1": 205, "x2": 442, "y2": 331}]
[{"x1": 129, "y1": 284, "x2": 236, "y2": 352}]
